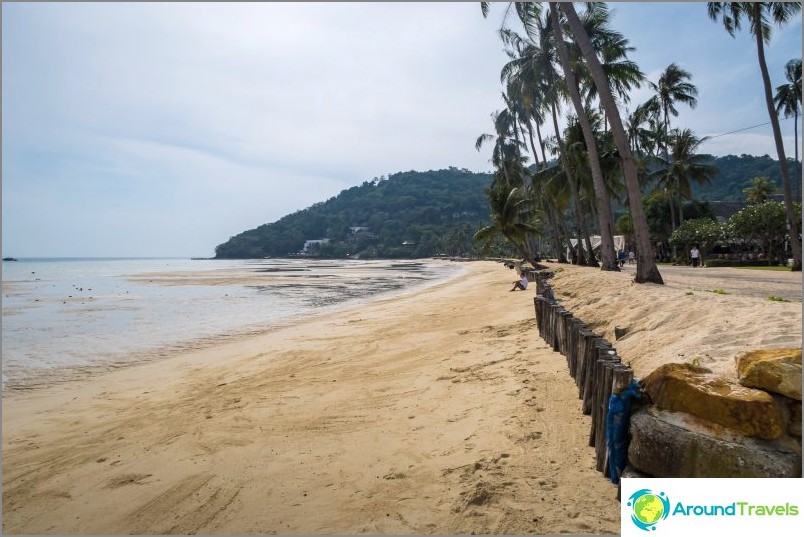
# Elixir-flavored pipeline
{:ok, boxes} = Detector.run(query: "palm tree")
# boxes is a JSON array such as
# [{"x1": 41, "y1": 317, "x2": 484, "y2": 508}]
[
  {"x1": 649, "y1": 129, "x2": 718, "y2": 229},
  {"x1": 497, "y1": 11, "x2": 596, "y2": 266},
  {"x1": 743, "y1": 176, "x2": 779, "y2": 203},
  {"x1": 559, "y1": 2, "x2": 664, "y2": 284},
  {"x1": 647, "y1": 63, "x2": 699, "y2": 158},
  {"x1": 708, "y1": 1, "x2": 802, "y2": 271},
  {"x1": 549, "y1": 2, "x2": 617, "y2": 270},
  {"x1": 474, "y1": 179, "x2": 542, "y2": 265},
  {"x1": 774, "y1": 58, "x2": 802, "y2": 164}
]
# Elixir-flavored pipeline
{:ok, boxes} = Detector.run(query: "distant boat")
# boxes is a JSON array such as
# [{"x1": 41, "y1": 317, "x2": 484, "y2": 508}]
[{"x1": 3, "y1": 257, "x2": 18, "y2": 261}]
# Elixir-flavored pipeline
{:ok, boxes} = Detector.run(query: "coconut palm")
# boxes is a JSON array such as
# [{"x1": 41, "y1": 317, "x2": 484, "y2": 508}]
[
  {"x1": 548, "y1": 2, "x2": 618, "y2": 270},
  {"x1": 743, "y1": 176, "x2": 779, "y2": 203},
  {"x1": 559, "y1": 2, "x2": 663, "y2": 284},
  {"x1": 708, "y1": 1, "x2": 802, "y2": 271},
  {"x1": 774, "y1": 58, "x2": 802, "y2": 163},
  {"x1": 474, "y1": 179, "x2": 542, "y2": 265},
  {"x1": 497, "y1": 11, "x2": 596, "y2": 266},
  {"x1": 649, "y1": 129, "x2": 718, "y2": 229},
  {"x1": 646, "y1": 63, "x2": 699, "y2": 157}
]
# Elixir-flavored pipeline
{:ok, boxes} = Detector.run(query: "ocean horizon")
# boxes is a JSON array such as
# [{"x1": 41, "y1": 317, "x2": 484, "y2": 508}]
[{"x1": 1, "y1": 257, "x2": 466, "y2": 390}]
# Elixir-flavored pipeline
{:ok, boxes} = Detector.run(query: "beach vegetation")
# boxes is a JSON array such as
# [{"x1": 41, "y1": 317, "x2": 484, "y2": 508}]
[
  {"x1": 768, "y1": 296, "x2": 791, "y2": 302},
  {"x1": 707, "y1": 289, "x2": 729, "y2": 295},
  {"x1": 480, "y1": 2, "x2": 664, "y2": 283},
  {"x1": 725, "y1": 200, "x2": 795, "y2": 265}
]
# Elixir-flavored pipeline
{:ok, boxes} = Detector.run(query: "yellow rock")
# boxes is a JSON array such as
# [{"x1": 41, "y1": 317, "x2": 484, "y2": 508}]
[
  {"x1": 736, "y1": 349, "x2": 802, "y2": 401},
  {"x1": 643, "y1": 363, "x2": 785, "y2": 440}
]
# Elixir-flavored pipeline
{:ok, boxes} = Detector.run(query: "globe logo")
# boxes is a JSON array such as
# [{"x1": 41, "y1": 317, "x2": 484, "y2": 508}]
[{"x1": 627, "y1": 489, "x2": 670, "y2": 531}]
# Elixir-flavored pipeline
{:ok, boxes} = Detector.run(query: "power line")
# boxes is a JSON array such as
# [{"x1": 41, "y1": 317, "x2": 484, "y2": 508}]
[{"x1": 707, "y1": 115, "x2": 794, "y2": 140}]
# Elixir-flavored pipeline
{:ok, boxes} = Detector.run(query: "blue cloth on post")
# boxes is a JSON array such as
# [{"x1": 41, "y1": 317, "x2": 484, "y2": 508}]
[{"x1": 606, "y1": 379, "x2": 644, "y2": 484}]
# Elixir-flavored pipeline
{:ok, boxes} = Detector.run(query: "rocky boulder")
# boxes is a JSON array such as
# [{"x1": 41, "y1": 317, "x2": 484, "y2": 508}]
[
  {"x1": 642, "y1": 362, "x2": 785, "y2": 440},
  {"x1": 736, "y1": 348, "x2": 802, "y2": 401},
  {"x1": 628, "y1": 408, "x2": 801, "y2": 478}
]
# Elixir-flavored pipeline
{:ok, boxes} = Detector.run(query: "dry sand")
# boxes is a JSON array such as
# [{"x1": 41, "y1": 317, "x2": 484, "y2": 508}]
[
  {"x1": 2, "y1": 261, "x2": 621, "y2": 535},
  {"x1": 546, "y1": 262, "x2": 802, "y2": 382},
  {"x1": 5, "y1": 260, "x2": 798, "y2": 535}
]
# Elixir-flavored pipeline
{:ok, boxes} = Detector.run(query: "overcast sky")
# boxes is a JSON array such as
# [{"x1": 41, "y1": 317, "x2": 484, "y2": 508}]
[{"x1": 2, "y1": 2, "x2": 802, "y2": 258}]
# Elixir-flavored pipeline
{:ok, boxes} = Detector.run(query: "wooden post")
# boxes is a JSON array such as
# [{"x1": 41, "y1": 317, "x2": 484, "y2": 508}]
[
  {"x1": 595, "y1": 359, "x2": 622, "y2": 473},
  {"x1": 589, "y1": 348, "x2": 617, "y2": 448},
  {"x1": 575, "y1": 327, "x2": 593, "y2": 392},
  {"x1": 603, "y1": 366, "x2": 634, "y2": 480}
]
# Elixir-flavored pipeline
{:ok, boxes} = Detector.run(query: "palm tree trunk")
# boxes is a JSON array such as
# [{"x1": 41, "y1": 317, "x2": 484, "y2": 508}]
[
  {"x1": 534, "y1": 119, "x2": 547, "y2": 164},
  {"x1": 550, "y1": 99, "x2": 591, "y2": 266},
  {"x1": 795, "y1": 108, "x2": 799, "y2": 165},
  {"x1": 560, "y1": 2, "x2": 663, "y2": 284},
  {"x1": 525, "y1": 120, "x2": 541, "y2": 168},
  {"x1": 754, "y1": 11, "x2": 802, "y2": 271},
  {"x1": 549, "y1": 2, "x2": 617, "y2": 271},
  {"x1": 546, "y1": 200, "x2": 569, "y2": 262}
]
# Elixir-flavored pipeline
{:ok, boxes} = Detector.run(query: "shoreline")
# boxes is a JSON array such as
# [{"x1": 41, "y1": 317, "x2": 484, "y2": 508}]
[
  {"x1": 2, "y1": 260, "x2": 621, "y2": 535},
  {"x1": 1, "y1": 258, "x2": 469, "y2": 392}
]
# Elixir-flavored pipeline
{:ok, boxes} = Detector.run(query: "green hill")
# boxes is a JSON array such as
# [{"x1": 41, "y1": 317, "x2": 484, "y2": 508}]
[
  {"x1": 213, "y1": 155, "x2": 802, "y2": 259},
  {"x1": 214, "y1": 167, "x2": 493, "y2": 259},
  {"x1": 691, "y1": 154, "x2": 801, "y2": 201}
]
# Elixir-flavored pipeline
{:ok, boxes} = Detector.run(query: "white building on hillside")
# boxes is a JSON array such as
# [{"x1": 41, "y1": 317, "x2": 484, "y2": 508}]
[{"x1": 302, "y1": 239, "x2": 329, "y2": 253}]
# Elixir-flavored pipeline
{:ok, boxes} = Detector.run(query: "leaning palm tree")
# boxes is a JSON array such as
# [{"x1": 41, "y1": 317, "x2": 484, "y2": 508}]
[
  {"x1": 774, "y1": 58, "x2": 802, "y2": 163},
  {"x1": 647, "y1": 63, "x2": 699, "y2": 158},
  {"x1": 559, "y1": 2, "x2": 663, "y2": 284},
  {"x1": 649, "y1": 129, "x2": 718, "y2": 230},
  {"x1": 548, "y1": 2, "x2": 617, "y2": 270},
  {"x1": 708, "y1": 1, "x2": 802, "y2": 271}
]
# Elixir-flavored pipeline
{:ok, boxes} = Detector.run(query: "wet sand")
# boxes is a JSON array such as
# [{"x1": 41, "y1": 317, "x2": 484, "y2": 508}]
[{"x1": 1, "y1": 261, "x2": 621, "y2": 535}]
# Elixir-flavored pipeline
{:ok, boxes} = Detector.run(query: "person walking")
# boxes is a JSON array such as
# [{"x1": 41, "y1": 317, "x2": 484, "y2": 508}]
[{"x1": 690, "y1": 246, "x2": 701, "y2": 268}]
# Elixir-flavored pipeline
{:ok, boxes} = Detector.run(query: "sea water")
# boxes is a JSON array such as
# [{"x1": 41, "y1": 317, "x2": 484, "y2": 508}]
[{"x1": 1, "y1": 257, "x2": 465, "y2": 389}]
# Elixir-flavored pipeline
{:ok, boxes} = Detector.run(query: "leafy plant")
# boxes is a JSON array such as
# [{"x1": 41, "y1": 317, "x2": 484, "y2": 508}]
[{"x1": 707, "y1": 289, "x2": 729, "y2": 295}]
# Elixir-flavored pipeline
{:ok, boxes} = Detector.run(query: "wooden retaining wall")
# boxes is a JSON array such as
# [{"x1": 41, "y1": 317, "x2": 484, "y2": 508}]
[{"x1": 533, "y1": 273, "x2": 635, "y2": 483}]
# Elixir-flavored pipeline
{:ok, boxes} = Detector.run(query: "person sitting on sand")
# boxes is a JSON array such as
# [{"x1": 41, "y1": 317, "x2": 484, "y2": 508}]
[{"x1": 510, "y1": 272, "x2": 529, "y2": 292}]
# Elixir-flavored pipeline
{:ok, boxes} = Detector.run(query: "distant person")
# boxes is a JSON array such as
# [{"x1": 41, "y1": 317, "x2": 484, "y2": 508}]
[
  {"x1": 510, "y1": 272, "x2": 528, "y2": 292},
  {"x1": 691, "y1": 246, "x2": 701, "y2": 268},
  {"x1": 628, "y1": 250, "x2": 635, "y2": 265},
  {"x1": 617, "y1": 248, "x2": 626, "y2": 268}
]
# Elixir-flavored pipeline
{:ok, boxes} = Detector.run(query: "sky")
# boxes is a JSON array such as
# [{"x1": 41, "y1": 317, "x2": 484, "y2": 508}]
[{"x1": 2, "y1": 2, "x2": 802, "y2": 258}]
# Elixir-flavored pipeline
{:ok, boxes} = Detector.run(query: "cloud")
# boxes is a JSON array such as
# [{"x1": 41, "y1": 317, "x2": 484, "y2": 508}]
[{"x1": 2, "y1": 2, "x2": 801, "y2": 257}]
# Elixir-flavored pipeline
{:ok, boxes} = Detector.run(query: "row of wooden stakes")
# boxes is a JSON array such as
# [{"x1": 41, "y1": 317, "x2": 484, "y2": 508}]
[{"x1": 533, "y1": 273, "x2": 636, "y2": 483}]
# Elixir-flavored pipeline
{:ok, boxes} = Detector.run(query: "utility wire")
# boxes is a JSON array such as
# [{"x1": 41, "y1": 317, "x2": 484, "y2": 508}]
[{"x1": 707, "y1": 115, "x2": 794, "y2": 139}]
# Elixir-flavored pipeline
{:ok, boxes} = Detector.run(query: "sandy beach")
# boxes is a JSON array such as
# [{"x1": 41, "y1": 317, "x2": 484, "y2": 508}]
[
  {"x1": 1, "y1": 261, "x2": 621, "y2": 535},
  {"x1": 546, "y1": 262, "x2": 802, "y2": 383}
]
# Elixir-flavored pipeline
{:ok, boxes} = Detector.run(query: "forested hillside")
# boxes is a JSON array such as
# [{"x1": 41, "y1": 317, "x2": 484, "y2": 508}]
[
  {"x1": 693, "y1": 154, "x2": 801, "y2": 201},
  {"x1": 214, "y1": 168, "x2": 493, "y2": 259},
  {"x1": 213, "y1": 156, "x2": 801, "y2": 259}
]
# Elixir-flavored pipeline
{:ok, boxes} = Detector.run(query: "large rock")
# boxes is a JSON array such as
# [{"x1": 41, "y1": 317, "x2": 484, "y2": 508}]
[
  {"x1": 642, "y1": 362, "x2": 785, "y2": 439},
  {"x1": 628, "y1": 408, "x2": 801, "y2": 478},
  {"x1": 736, "y1": 348, "x2": 802, "y2": 401},
  {"x1": 789, "y1": 401, "x2": 801, "y2": 437}
]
